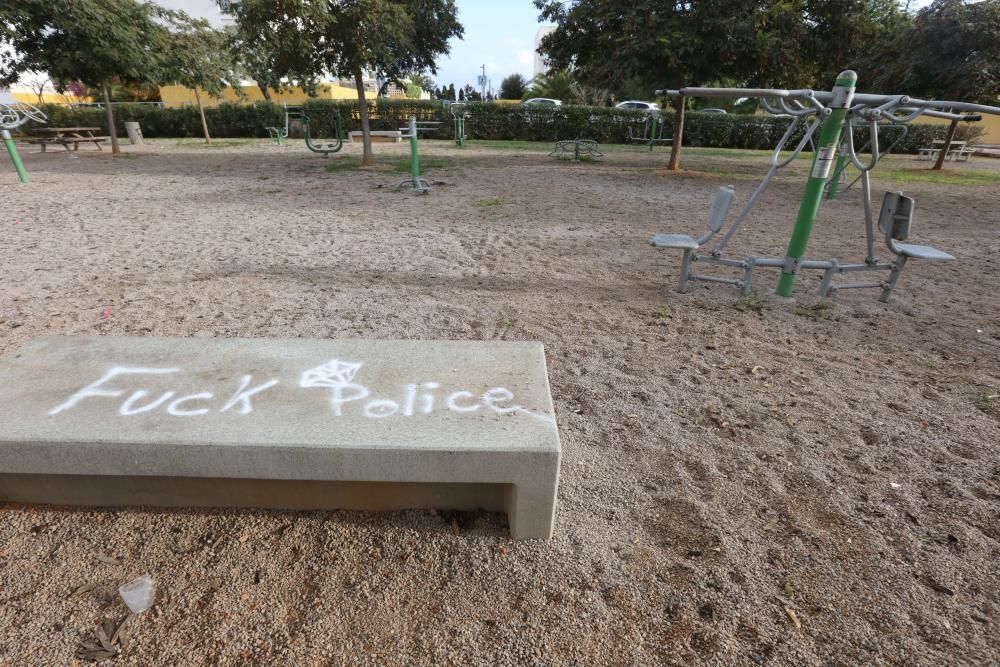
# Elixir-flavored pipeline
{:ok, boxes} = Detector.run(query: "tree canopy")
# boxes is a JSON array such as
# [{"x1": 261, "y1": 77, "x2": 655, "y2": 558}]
[
  {"x1": 499, "y1": 74, "x2": 527, "y2": 100},
  {"x1": 219, "y1": 0, "x2": 463, "y2": 164},
  {"x1": 533, "y1": 0, "x2": 910, "y2": 93},
  {"x1": 867, "y1": 0, "x2": 1000, "y2": 103}
]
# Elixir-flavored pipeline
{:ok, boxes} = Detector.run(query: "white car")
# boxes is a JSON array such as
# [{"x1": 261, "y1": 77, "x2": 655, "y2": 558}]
[
  {"x1": 615, "y1": 100, "x2": 659, "y2": 111},
  {"x1": 523, "y1": 98, "x2": 562, "y2": 106}
]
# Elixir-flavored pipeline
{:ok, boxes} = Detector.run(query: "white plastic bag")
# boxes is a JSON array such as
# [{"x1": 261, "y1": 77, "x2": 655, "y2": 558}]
[{"x1": 118, "y1": 574, "x2": 156, "y2": 614}]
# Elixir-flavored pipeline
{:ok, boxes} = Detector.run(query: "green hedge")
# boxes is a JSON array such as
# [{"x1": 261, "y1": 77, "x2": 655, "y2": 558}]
[{"x1": 26, "y1": 100, "x2": 948, "y2": 153}]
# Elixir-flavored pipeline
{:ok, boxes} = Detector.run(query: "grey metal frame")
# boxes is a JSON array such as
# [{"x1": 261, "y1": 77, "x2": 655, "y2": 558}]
[{"x1": 648, "y1": 85, "x2": 995, "y2": 301}]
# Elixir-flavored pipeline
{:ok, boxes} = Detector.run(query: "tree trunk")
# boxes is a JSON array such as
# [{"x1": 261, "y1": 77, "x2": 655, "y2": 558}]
[
  {"x1": 667, "y1": 95, "x2": 685, "y2": 171},
  {"x1": 194, "y1": 87, "x2": 211, "y2": 144},
  {"x1": 931, "y1": 118, "x2": 959, "y2": 171},
  {"x1": 354, "y1": 68, "x2": 373, "y2": 166},
  {"x1": 257, "y1": 81, "x2": 271, "y2": 101},
  {"x1": 102, "y1": 83, "x2": 120, "y2": 155}
]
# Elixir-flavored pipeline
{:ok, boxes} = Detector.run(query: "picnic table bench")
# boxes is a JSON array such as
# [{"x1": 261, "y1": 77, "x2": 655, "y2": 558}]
[
  {"x1": 25, "y1": 127, "x2": 109, "y2": 153},
  {"x1": 917, "y1": 139, "x2": 975, "y2": 162}
]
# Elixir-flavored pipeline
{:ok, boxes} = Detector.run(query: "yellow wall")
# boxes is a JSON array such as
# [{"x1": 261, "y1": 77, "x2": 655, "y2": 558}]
[
  {"x1": 13, "y1": 91, "x2": 90, "y2": 105},
  {"x1": 918, "y1": 112, "x2": 1000, "y2": 143},
  {"x1": 158, "y1": 84, "x2": 360, "y2": 108}
]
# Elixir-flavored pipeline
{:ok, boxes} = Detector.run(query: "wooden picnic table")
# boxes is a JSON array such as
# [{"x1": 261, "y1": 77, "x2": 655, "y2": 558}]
[{"x1": 26, "y1": 127, "x2": 109, "y2": 153}]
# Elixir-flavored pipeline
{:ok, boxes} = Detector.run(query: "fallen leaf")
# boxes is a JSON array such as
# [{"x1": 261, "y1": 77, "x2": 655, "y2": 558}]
[
  {"x1": 784, "y1": 606, "x2": 801, "y2": 629},
  {"x1": 96, "y1": 555, "x2": 122, "y2": 565},
  {"x1": 239, "y1": 532, "x2": 249, "y2": 544},
  {"x1": 763, "y1": 518, "x2": 779, "y2": 531}
]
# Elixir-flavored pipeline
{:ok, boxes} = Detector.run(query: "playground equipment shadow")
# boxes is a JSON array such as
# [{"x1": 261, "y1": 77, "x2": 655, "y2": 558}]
[{"x1": 3, "y1": 137, "x2": 999, "y2": 667}]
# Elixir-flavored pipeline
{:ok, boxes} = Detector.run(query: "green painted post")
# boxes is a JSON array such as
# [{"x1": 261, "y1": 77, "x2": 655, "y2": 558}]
[
  {"x1": 409, "y1": 117, "x2": 420, "y2": 186},
  {"x1": 825, "y1": 134, "x2": 850, "y2": 200},
  {"x1": 2, "y1": 129, "x2": 29, "y2": 184},
  {"x1": 775, "y1": 71, "x2": 857, "y2": 298}
]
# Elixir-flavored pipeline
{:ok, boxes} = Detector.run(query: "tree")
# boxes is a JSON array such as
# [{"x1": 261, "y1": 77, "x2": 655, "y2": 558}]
[
  {"x1": 458, "y1": 87, "x2": 465, "y2": 101},
  {"x1": 499, "y1": 73, "x2": 527, "y2": 100},
  {"x1": 525, "y1": 69, "x2": 576, "y2": 101},
  {"x1": 22, "y1": 73, "x2": 49, "y2": 104},
  {"x1": 159, "y1": 12, "x2": 242, "y2": 144},
  {"x1": 0, "y1": 0, "x2": 171, "y2": 155},
  {"x1": 447, "y1": 83, "x2": 456, "y2": 100},
  {"x1": 868, "y1": 0, "x2": 1000, "y2": 169},
  {"x1": 869, "y1": 0, "x2": 1000, "y2": 102},
  {"x1": 219, "y1": 0, "x2": 463, "y2": 166},
  {"x1": 533, "y1": 0, "x2": 910, "y2": 169}
]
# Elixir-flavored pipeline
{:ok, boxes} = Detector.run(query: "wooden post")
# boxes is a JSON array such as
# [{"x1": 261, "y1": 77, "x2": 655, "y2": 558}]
[
  {"x1": 667, "y1": 95, "x2": 685, "y2": 171},
  {"x1": 101, "y1": 83, "x2": 120, "y2": 156},
  {"x1": 353, "y1": 69, "x2": 374, "y2": 166},
  {"x1": 193, "y1": 87, "x2": 211, "y2": 144},
  {"x1": 931, "y1": 118, "x2": 959, "y2": 171}
]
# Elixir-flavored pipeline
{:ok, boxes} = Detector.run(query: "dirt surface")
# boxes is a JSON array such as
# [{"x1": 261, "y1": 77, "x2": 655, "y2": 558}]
[{"x1": 1, "y1": 138, "x2": 998, "y2": 666}]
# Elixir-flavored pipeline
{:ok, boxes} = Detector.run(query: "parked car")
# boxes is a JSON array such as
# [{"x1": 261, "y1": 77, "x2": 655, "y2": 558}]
[
  {"x1": 698, "y1": 108, "x2": 728, "y2": 114},
  {"x1": 523, "y1": 98, "x2": 562, "y2": 106},
  {"x1": 615, "y1": 100, "x2": 659, "y2": 111}
]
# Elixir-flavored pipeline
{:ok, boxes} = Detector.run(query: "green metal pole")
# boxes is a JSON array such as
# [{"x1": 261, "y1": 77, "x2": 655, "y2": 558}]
[
  {"x1": 825, "y1": 134, "x2": 850, "y2": 200},
  {"x1": 409, "y1": 117, "x2": 420, "y2": 186},
  {"x1": 2, "y1": 129, "x2": 29, "y2": 184},
  {"x1": 649, "y1": 114, "x2": 658, "y2": 152},
  {"x1": 775, "y1": 70, "x2": 857, "y2": 298}
]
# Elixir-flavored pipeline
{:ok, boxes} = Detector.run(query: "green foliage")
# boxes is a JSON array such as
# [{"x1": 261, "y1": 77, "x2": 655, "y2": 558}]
[
  {"x1": 525, "y1": 69, "x2": 576, "y2": 101},
  {"x1": 499, "y1": 74, "x2": 527, "y2": 100},
  {"x1": 867, "y1": 0, "x2": 1000, "y2": 103},
  {"x1": 219, "y1": 0, "x2": 462, "y2": 161},
  {"x1": 23, "y1": 98, "x2": 953, "y2": 154},
  {"x1": 0, "y1": 0, "x2": 169, "y2": 88},
  {"x1": 158, "y1": 12, "x2": 241, "y2": 99},
  {"x1": 533, "y1": 0, "x2": 910, "y2": 92}
]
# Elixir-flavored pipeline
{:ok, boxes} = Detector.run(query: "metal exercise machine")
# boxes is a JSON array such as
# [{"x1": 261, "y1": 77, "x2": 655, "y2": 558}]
[
  {"x1": 628, "y1": 112, "x2": 671, "y2": 152},
  {"x1": 650, "y1": 70, "x2": 1000, "y2": 302},
  {"x1": 1, "y1": 101, "x2": 47, "y2": 184},
  {"x1": 397, "y1": 116, "x2": 440, "y2": 193},
  {"x1": 302, "y1": 108, "x2": 344, "y2": 155},
  {"x1": 451, "y1": 103, "x2": 467, "y2": 147},
  {"x1": 549, "y1": 138, "x2": 603, "y2": 161}
]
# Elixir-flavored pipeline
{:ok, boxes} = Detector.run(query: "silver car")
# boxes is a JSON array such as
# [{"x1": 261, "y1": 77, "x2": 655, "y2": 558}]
[{"x1": 615, "y1": 100, "x2": 659, "y2": 111}]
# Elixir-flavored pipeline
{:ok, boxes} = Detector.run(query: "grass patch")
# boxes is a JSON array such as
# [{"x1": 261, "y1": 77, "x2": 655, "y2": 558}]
[
  {"x1": 172, "y1": 138, "x2": 258, "y2": 149},
  {"x1": 972, "y1": 391, "x2": 999, "y2": 417},
  {"x1": 733, "y1": 293, "x2": 770, "y2": 314},
  {"x1": 324, "y1": 155, "x2": 453, "y2": 174},
  {"x1": 473, "y1": 197, "x2": 503, "y2": 209},
  {"x1": 795, "y1": 301, "x2": 833, "y2": 320},
  {"x1": 877, "y1": 167, "x2": 1000, "y2": 186}
]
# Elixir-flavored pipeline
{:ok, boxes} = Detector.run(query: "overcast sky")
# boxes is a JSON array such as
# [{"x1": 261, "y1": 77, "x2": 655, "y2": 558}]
[{"x1": 154, "y1": 0, "x2": 545, "y2": 92}]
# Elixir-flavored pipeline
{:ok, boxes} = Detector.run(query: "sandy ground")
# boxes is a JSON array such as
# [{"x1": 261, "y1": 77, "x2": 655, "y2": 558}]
[{"x1": 1, "y1": 137, "x2": 998, "y2": 666}]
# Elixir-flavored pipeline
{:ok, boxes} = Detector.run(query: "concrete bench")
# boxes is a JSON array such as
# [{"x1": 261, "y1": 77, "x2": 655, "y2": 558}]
[
  {"x1": 349, "y1": 130, "x2": 403, "y2": 143},
  {"x1": 0, "y1": 336, "x2": 561, "y2": 539}
]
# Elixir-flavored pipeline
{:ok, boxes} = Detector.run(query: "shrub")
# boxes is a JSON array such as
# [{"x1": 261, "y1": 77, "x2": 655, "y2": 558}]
[{"x1": 23, "y1": 99, "x2": 951, "y2": 153}]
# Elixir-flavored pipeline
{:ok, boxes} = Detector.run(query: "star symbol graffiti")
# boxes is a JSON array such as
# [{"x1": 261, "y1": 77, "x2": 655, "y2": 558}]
[{"x1": 299, "y1": 359, "x2": 364, "y2": 389}]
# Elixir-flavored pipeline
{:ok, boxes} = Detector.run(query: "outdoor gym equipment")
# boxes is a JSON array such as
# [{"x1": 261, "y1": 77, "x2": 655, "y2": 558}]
[
  {"x1": 397, "y1": 116, "x2": 441, "y2": 193},
  {"x1": 550, "y1": 138, "x2": 603, "y2": 161},
  {"x1": 265, "y1": 104, "x2": 292, "y2": 145},
  {"x1": 825, "y1": 122, "x2": 908, "y2": 199},
  {"x1": 628, "y1": 112, "x2": 671, "y2": 152},
  {"x1": 451, "y1": 103, "x2": 467, "y2": 147},
  {"x1": 1, "y1": 101, "x2": 47, "y2": 184},
  {"x1": 650, "y1": 70, "x2": 1000, "y2": 302},
  {"x1": 302, "y1": 108, "x2": 344, "y2": 155}
]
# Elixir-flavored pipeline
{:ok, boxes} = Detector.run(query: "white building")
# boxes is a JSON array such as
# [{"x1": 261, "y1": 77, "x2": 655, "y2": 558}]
[{"x1": 534, "y1": 26, "x2": 555, "y2": 78}]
